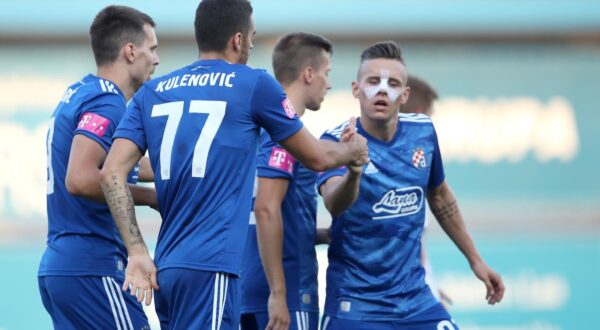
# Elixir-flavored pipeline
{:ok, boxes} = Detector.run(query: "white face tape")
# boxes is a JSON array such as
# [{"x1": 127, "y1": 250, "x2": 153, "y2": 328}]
[{"x1": 362, "y1": 69, "x2": 401, "y2": 102}]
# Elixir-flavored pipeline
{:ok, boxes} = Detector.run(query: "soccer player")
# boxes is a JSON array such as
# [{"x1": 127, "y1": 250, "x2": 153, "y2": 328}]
[
  {"x1": 400, "y1": 75, "x2": 452, "y2": 306},
  {"x1": 38, "y1": 5, "x2": 159, "y2": 329},
  {"x1": 240, "y1": 32, "x2": 333, "y2": 330},
  {"x1": 318, "y1": 42, "x2": 505, "y2": 330},
  {"x1": 99, "y1": 1, "x2": 369, "y2": 329}
]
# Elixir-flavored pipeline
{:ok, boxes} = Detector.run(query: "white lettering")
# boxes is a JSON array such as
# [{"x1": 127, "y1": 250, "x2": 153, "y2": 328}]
[
  {"x1": 188, "y1": 74, "x2": 200, "y2": 86},
  {"x1": 225, "y1": 72, "x2": 235, "y2": 87},
  {"x1": 372, "y1": 187, "x2": 423, "y2": 219},
  {"x1": 180, "y1": 74, "x2": 190, "y2": 87},
  {"x1": 155, "y1": 80, "x2": 166, "y2": 92},
  {"x1": 199, "y1": 74, "x2": 209, "y2": 86}
]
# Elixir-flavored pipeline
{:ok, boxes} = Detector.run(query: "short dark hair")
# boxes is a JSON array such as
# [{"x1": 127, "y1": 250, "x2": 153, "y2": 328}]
[
  {"x1": 272, "y1": 32, "x2": 333, "y2": 85},
  {"x1": 402, "y1": 75, "x2": 438, "y2": 113},
  {"x1": 195, "y1": 0, "x2": 253, "y2": 53},
  {"x1": 89, "y1": 5, "x2": 155, "y2": 66},
  {"x1": 360, "y1": 41, "x2": 404, "y2": 64}
]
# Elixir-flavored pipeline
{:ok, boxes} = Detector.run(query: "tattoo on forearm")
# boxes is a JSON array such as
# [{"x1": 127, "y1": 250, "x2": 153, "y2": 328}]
[
  {"x1": 431, "y1": 200, "x2": 458, "y2": 223},
  {"x1": 102, "y1": 175, "x2": 144, "y2": 247}
]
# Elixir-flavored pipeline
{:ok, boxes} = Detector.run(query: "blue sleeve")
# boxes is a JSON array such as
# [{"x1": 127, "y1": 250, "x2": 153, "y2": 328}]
[
  {"x1": 113, "y1": 87, "x2": 147, "y2": 154},
  {"x1": 428, "y1": 126, "x2": 445, "y2": 189},
  {"x1": 256, "y1": 131, "x2": 294, "y2": 180},
  {"x1": 251, "y1": 72, "x2": 303, "y2": 143},
  {"x1": 73, "y1": 93, "x2": 124, "y2": 152},
  {"x1": 316, "y1": 132, "x2": 347, "y2": 193}
]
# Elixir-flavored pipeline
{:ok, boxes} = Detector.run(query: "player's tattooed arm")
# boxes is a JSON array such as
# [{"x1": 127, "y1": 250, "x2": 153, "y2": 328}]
[
  {"x1": 427, "y1": 181, "x2": 505, "y2": 305},
  {"x1": 100, "y1": 138, "x2": 149, "y2": 254},
  {"x1": 102, "y1": 175, "x2": 145, "y2": 248},
  {"x1": 101, "y1": 138, "x2": 158, "y2": 304},
  {"x1": 427, "y1": 181, "x2": 481, "y2": 264},
  {"x1": 430, "y1": 199, "x2": 458, "y2": 224}
]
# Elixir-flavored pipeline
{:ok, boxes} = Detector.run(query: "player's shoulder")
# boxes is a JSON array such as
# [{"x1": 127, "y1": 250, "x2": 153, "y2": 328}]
[
  {"x1": 73, "y1": 75, "x2": 124, "y2": 105},
  {"x1": 398, "y1": 112, "x2": 432, "y2": 125},
  {"x1": 322, "y1": 119, "x2": 352, "y2": 140}
]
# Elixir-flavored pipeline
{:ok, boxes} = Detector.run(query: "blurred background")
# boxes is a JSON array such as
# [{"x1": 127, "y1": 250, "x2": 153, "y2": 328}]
[{"x1": 1, "y1": 1, "x2": 599, "y2": 329}]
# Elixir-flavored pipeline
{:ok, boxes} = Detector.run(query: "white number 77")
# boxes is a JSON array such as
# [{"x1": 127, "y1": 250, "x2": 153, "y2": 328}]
[{"x1": 151, "y1": 100, "x2": 226, "y2": 180}]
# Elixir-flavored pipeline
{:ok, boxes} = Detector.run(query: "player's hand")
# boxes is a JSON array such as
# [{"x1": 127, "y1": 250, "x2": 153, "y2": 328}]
[
  {"x1": 343, "y1": 117, "x2": 369, "y2": 166},
  {"x1": 471, "y1": 260, "x2": 505, "y2": 305},
  {"x1": 266, "y1": 291, "x2": 290, "y2": 330},
  {"x1": 122, "y1": 254, "x2": 159, "y2": 306},
  {"x1": 340, "y1": 116, "x2": 357, "y2": 142}
]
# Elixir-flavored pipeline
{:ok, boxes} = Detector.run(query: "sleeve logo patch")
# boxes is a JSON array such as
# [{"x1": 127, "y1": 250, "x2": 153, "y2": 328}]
[
  {"x1": 281, "y1": 98, "x2": 296, "y2": 119},
  {"x1": 268, "y1": 147, "x2": 295, "y2": 174},
  {"x1": 77, "y1": 112, "x2": 110, "y2": 138}
]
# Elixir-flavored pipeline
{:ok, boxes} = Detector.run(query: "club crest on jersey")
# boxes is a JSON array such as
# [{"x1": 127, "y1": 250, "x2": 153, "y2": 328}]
[
  {"x1": 281, "y1": 98, "x2": 296, "y2": 119},
  {"x1": 372, "y1": 186, "x2": 424, "y2": 220},
  {"x1": 412, "y1": 148, "x2": 427, "y2": 168}
]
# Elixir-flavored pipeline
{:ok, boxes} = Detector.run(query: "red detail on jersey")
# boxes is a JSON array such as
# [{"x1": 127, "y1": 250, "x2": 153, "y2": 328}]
[
  {"x1": 281, "y1": 98, "x2": 296, "y2": 119},
  {"x1": 412, "y1": 149, "x2": 425, "y2": 168},
  {"x1": 268, "y1": 147, "x2": 295, "y2": 174},
  {"x1": 77, "y1": 112, "x2": 110, "y2": 138}
]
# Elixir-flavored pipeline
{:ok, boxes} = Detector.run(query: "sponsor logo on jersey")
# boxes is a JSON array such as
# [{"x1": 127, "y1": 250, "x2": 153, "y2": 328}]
[
  {"x1": 281, "y1": 98, "x2": 296, "y2": 119},
  {"x1": 412, "y1": 147, "x2": 427, "y2": 168},
  {"x1": 77, "y1": 112, "x2": 110, "y2": 138},
  {"x1": 372, "y1": 186, "x2": 424, "y2": 220},
  {"x1": 268, "y1": 147, "x2": 295, "y2": 174}
]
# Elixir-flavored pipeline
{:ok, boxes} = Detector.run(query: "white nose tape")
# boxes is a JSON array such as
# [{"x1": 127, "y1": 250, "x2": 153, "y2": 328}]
[{"x1": 362, "y1": 69, "x2": 400, "y2": 102}]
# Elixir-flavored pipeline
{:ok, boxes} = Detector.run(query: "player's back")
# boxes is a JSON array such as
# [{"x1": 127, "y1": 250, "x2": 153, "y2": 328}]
[
  {"x1": 40, "y1": 74, "x2": 129, "y2": 278},
  {"x1": 117, "y1": 59, "x2": 303, "y2": 276}
]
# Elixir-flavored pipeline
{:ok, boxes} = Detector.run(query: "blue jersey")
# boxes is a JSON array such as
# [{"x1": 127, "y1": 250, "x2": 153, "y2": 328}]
[
  {"x1": 114, "y1": 59, "x2": 303, "y2": 276},
  {"x1": 241, "y1": 130, "x2": 319, "y2": 314},
  {"x1": 39, "y1": 74, "x2": 138, "y2": 277},
  {"x1": 317, "y1": 114, "x2": 446, "y2": 321}
]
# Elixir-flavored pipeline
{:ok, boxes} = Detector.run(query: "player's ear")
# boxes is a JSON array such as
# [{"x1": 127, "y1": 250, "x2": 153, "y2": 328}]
[
  {"x1": 303, "y1": 66, "x2": 313, "y2": 84},
  {"x1": 124, "y1": 43, "x2": 136, "y2": 63},
  {"x1": 232, "y1": 32, "x2": 243, "y2": 51},
  {"x1": 351, "y1": 81, "x2": 360, "y2": 99},
  {"x1": 399, "y1": 86, "x2": 411, "y2": 104}
]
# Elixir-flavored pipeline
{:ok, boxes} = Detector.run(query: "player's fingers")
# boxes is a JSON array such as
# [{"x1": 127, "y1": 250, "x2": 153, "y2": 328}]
[
  {"x1": 483, "y1": 278, "x2": 494, "y2": 302},
  {"x1": 122, "y1": 279, "x2": 130, "y2": 292},
  {"x1": 265, "y1": 319, "x2": 274, "y2": 330},
  {"x1": 150, "y1": 272, "x2": 159, "y2": 290},
  {"x1": 145, "y1": 287, "x2": 153, "y2": 306},
  {"x1": 129, "y1": 282, "x2": 137, "y2": 296},
  {"x1": 348, "y1": 116, "x2": 356, "y2": 131}
]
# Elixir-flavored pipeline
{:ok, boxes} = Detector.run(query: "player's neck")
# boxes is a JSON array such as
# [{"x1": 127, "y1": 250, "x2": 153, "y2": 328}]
[
  {"x1": 96, "y1": 65, "x2": 137, "y2": 101},
  {"x1": 284, "y1": 84, "x2": 306, "y2": 118},
  {"x1": 361, "y1": 116, "x2": 398, "y2": 142},
  {"x1": 198, "y1": 50, "x2": 236, "y2": 64}
]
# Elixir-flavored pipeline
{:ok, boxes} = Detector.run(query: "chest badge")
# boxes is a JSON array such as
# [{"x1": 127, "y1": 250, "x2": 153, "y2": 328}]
[{"x1": 412, "y1": 148, "x2": 427, "y2": 168}]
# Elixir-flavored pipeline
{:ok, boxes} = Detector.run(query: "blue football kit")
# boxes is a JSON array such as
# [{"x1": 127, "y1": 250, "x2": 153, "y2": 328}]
[
  {"x1": 317, "y1": 114, "x2": 459, "y2": 330},
  {"x1": 240, "y1": 131, "x2": 319, "y2": 330},
  {"x1": 39, "y1": 74, "x2": 148, "y2": 330},
  {"x1": 114, "y1": 59, "x2": 303, "y2": 329}
]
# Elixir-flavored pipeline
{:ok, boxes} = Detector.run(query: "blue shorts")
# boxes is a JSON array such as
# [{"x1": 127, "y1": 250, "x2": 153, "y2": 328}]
[
  {"x1": 38, "y1": 275, "x2": 149, "y2": 330},
  {"x1": 321, "y1": 303, "x2": 459, "y2": 330},
  {"x1": 154, "y1": 268, "x2": 240, "y2": 329},
  {"x1": 241, "y1": 310, "x2": 318, "y2": 330}
]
